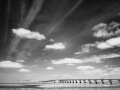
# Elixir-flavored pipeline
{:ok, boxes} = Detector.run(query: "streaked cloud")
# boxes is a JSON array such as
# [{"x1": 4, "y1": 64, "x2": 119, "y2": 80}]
[
  {"x1": 0, "y1": 61, "x2": 24, "y2": 68},
  {"x1": 76, "y1": 66, "x2": 95, "y2": 70},
  {"x1": 75, "y1": 44, "x2": 95, "y2": 54},
  {"x1": 12, "y1": 28, "x2": 45, "y2": 40},
  {"x1": 45, "y1": 43, "x2": 65, "y2": 50},
  {"x1": 46, "y1": 67, "x2": 54, "y2": 70},
  {"x1": 52, "y1": 58, "x2": 83, "y2": 64},
  {"x1": 18, "y1": 68, "x2": 31, "y2": 72}
]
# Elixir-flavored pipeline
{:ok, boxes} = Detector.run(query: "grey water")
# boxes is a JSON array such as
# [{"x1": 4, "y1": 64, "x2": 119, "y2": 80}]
[{"x1": 0, "y1": 88, "x2": 120, "y2": 90}]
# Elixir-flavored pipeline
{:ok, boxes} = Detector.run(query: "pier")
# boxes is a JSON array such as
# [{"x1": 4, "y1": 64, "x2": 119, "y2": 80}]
[{"x1": 45, "y1": 79, "x2": 120, "y2": 85}]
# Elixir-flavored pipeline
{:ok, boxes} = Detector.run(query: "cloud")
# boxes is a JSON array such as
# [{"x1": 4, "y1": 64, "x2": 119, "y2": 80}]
[
  {"x1": 67, "y1": 63, "x2": 75, "y2": 65},
  {"x1": 45, "y1": 43, "x2": 65, "y2": 50},
  {"x1": 79, "y1": 69, "x2": 107, "y2": 75},
  {"x1": 74, "y1": 44, "x2": 95, "y2": 54},
  {"x1": 83, "y1": 53, "x2": 120, "y2": 63},
  {"x1": 63, "y1": 74, "x2": 70, "y2": 77},
  {"x1": 51, "y1": 53, "x2": 120, "y2": 65},
  {"x1": 0, "y1": 61, "x2": 24, "y2": 68},
  {"x1": 106, "y1": 37, "x2": 120, "y2": 47},
  {"x1": 92, "y1": 22, "x2": 120, "y2": 38},
  {"x1": 95, "y1": 41, "x2": 113, "y2": 49},
  {"x1": 78, "y1": 66, "x2": 120, "y2": 76},
  {"x1": 46, "y1": 67, "x2": 54, "y2": 70},
  {"x1": 96, "y1": 37, "x2": 120, "y2": 49},
  {"x1": 12, "y1": 28, "x2": 46, "y2": 40},
  {"x1": 18, "y1": 68, "x2": 31, "y2": 72},
  {"x1": 52, "y1": 58, "x2": 83, "y2": 64},
  {"x1": 76, "y1": 66, "x2": 95, "y2": 70},
  {"x1": 77, "y1": 66, "x2": 107, "y2": 75},
  {"x1": 16, "y1": 60, "x2": 25, "y2": 63},
  {"x1": 49, "y1": 39, "x2": 54, "y2": 42}
]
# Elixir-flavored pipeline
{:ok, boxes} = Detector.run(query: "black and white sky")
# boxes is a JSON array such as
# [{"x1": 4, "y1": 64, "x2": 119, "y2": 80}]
[{"x1": 0, "y1": 0, "x2": 120, "y2": 82}]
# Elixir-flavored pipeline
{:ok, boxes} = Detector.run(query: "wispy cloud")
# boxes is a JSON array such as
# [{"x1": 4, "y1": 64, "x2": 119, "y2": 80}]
[
  {"x1": 52, "y1": 58, "x2": 83, "y2": 65},
  {"x1": 45, "y1": 43, "x2": 65, "y2": 50},
  {"x1": 0, "y1": 61, "x2": 24, "y2": 68},
  {"x1": 18, "y1": 68, "x2": 31, "y2": 72},
  {"x1": 46, "y1": 67, "x2": 54, "y2": 70},
  {"x1": 12, "y1": 28, "x2": 45, "y2": 40}
]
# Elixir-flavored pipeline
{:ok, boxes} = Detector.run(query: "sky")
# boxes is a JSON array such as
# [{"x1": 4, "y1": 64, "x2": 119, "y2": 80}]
[{"x1": 0, "y1": 0, "x2": 120, "y2": 82}]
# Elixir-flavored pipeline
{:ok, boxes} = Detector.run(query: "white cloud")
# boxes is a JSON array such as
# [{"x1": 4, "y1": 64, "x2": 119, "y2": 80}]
[
  {"x1": 76, "y1": 66, "x2": 95, "y2": 70},
  {"x1": 46, "y1": 67, "x2": 54, "y2": 70},
  {"x1": 74, "y1": 44, "x2": 95, "y2": 54},
  {"x1": 51, "y1": 53, "x2": 120, "y2": 65},
  {"x1": 0, "y1": 61, "x2": 24, "y2": 68},
  {"x1": 67, "y1": 63, "x2": 75, "y2": 65},
  {"x1": 106, "y1": 37, "x2": 120, "y2": 47},
  {"x1": 96, "y1": 37, "x2": 120, "y2": 49},
  {"x1": 12, "y1": 28, "x2": 45, "y2": 40},
  {"x1": 31, "y1": 65, "x2": 37, "y2": 67},
  {"x1": 45, "y1": 43, "x2": 65, "y2": 50},
  {"x1": 16, "y1": 60, "x2": 25, "y2": 63},
  {"x1": 49, "y1": 39, "x2": 54, "y2": 42},
  {"x1": 52, "y1": 58, "x2": 83, "y2": 64},
  {"x1": 95, "y1": 41, "x2": 113, "y2": 49},
  {"x1": 92, "y1": 22, "x2": 120, "y2": 38},
  {"x1": 101, "y1": 67, "x2": 120, "y2": 76},
  {"x1": 63, "y1": 74, "x2": 70, "y2": 77},
  {"x1": 18, "y1": 68, "x2": 30, "y2": 72},
  {"x1": 83, "y1": 53, "x2": 120, "y2": 63},
  {"x1": 77, "y1": 66, "x2": 107, "y2": 75},
  {"x1": 78, "y1": 67, "x2": 120, "y2": 77}
]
